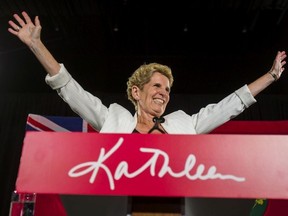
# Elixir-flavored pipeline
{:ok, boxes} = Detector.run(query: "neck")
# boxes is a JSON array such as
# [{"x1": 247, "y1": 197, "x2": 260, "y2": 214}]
[
  {"x1": 137, "y1": 109, "x2": 160, "y2": 125},
  {"x1": 136, "y1": 111, "x2": 166, "y2": 134},
  {"x1": 137, "y1": 113, "x2": 154, "y2": 126}
]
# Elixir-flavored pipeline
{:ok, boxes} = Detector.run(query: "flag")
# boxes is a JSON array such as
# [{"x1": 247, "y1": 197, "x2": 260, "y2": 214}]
[
  {"x1": 25, "y1": 113, "x2": 97, "y2": 216},
  {"x1": 250, "y1": 199, "x2": 268, "y2": 216},
  {"x1": 26, "y1": 113, "x2": 97, "y2": 133}
]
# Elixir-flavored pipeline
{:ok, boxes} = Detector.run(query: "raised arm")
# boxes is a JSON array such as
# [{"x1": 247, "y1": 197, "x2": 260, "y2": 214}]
[
  {"x1": 8, "y1": 11, "x2": 60, "y2": 76},
  {"x1": 248, "y1": 51, "x2": 286, "y2": 97}
]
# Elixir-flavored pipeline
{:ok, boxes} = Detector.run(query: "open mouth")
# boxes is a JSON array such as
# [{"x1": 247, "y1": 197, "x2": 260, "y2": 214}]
[{"x1": 153, "y1": 98, "x2": 165, "y2": 105}]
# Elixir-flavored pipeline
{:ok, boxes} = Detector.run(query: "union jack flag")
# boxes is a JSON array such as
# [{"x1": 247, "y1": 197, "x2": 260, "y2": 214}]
[
  {"x1": 24, "y1": 113, "x2": 97, "y2": 216},
  {"x1": 26, "y1": 114, "x2": 97, "y2": 133}
]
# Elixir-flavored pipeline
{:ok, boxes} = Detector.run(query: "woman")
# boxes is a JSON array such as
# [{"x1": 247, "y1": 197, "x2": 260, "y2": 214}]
[
  {"x1": 8, "y1": 11, "x2": 287, "y2": 216},
  {"x1": 7, "y1": 12, "x2": 286, "y2": 135}
]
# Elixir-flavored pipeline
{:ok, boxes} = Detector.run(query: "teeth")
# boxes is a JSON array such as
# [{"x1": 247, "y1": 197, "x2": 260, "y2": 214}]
[{"x1": 154, "y1": 99, "x2": 164, "y2": 104}]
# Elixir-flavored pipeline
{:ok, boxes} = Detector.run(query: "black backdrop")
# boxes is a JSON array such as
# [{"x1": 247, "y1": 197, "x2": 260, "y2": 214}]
[
  {"x1": 1, "y1": 90, "x2": 288, "y2": 216},
  {"x1": 1, "y1": 1, "x2": 288, "y2": 215}
]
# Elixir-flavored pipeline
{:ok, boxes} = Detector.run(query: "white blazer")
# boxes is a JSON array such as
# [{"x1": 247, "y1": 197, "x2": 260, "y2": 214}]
[{"x1": 46, "y1": 64, "x2": 256, "y2": 134}]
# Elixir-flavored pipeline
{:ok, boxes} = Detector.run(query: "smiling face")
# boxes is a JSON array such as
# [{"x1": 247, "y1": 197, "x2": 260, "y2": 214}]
[{"x1": 132, "y1": 72, "x2": 170, "y2": 117}]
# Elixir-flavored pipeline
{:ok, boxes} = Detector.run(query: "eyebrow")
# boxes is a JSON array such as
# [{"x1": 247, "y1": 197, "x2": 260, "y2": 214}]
[{"x1": 153, "y1": 83, "x2": 170, "y2": 92}]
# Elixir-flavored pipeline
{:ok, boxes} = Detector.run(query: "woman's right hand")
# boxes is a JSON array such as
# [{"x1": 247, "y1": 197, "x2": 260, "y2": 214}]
[
  {"x1": 8, "y1": 11, "x2": 60, "y2": 76},
  {"x1": 8, "y1": 11, "x2": 42, "y2": 47}
]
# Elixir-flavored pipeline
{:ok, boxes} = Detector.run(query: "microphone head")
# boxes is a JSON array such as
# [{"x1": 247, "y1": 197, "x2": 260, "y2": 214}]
[{"x1": 153, "y1": 116, "x2": 165, "y2": 123}]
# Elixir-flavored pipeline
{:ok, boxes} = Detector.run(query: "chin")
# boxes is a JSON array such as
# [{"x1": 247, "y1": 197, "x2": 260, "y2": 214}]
[
  {"x1": 151, "y1": 106, "x2": 165, "y2": 116},
  {"x1": 154, "y1": 111, "x2": 165, "y2": 117}
]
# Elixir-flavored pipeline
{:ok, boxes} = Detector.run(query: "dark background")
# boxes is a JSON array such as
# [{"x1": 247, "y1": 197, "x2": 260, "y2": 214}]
[
  {"x1": 1, "y1": 0, "x2": 288, "y2": 215},
  {"x1": 1, "y1": 0, "x2": 288, "y2": 95}
]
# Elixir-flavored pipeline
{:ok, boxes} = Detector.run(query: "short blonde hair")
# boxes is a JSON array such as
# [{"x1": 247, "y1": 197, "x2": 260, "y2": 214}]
[{"x1": 127, "y1": 63, "x2": 174, "y2": 109}]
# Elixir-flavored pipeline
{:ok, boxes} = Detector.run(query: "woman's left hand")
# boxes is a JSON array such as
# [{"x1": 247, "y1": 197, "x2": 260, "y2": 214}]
[{"x1": 269, "y1": 51, "x2": 286, "y2": 80}]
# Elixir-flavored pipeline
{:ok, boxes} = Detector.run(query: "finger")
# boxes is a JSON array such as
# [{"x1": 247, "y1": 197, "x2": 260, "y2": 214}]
[
  {"x1": 35, "y1": 16, "x2": 41, "y2": 27},
  {"x1": 22, "y1": 11, "x2": 32, "y2": 23},
  {"x1": 13, "y1": 13, "x2": 26, "y2": 27},
  {"x1": 8, "y1": 27, "x2": 18, "y2": 36},
  {"x1": 277, "y1": 52, "x2": 286, "y2": 62},
  {"x1": 280, "y1": 51, "x2": 286, "y2": 59},
  {"x1": 8, "y1": 20, "x2": 21, "y2": 32}
]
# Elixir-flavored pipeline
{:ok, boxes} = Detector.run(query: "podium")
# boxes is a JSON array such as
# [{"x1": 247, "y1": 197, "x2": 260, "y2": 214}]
[
  {"x1": 13, "y1": 115, "x2": 288, "y2": 215},
  {"x1": 15, "y1": 131, "x2": 288, "y2": 215}
]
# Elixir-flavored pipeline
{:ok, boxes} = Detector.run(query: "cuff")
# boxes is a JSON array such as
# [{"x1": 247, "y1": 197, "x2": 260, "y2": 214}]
[
  {"x1": 235, "y1": 84, "x2": 257, "y2": 108},
  {"x1": 45, "y1": 64, "x2": 71, "y2": 90}
]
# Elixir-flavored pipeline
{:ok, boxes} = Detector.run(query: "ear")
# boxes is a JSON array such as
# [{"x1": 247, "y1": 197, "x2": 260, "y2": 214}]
[{"x1": 131, "y1": 85, "x2": 140, "y2": 100}]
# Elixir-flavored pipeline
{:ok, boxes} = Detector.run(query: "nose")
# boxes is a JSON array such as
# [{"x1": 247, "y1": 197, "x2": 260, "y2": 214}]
[{"x1": 158, "y1": 87, "x2": 169, "y2": 98}]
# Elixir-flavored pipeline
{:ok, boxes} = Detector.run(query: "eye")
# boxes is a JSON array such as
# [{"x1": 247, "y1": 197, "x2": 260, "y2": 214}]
[
  {"x1": 154, "y1": 83, "x2": 161, "y2": 88},
  {"x1": 166, "y1": 87, "x2": 170, "y2": 93}
]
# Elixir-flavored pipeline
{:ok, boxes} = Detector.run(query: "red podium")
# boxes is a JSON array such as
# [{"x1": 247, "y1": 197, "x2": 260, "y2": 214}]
[
  {"x1": 16, "y1": 132, "x2": 288, "y2": 198},
  {"x1": 13, "y1": 115, "x2": 288, "y2": 215}
]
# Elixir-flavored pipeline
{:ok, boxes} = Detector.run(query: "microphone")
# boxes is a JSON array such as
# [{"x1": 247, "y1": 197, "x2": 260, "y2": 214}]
[
  {"x1": 149, "y1": 116, "x2": 165, "y2": 134},
  {"x1": 153, "y1": 116, "x2": 165, "y2": 123}
]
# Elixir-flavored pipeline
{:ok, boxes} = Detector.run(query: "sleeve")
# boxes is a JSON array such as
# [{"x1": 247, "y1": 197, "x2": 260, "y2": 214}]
[
  {"x1": 192, "y1": 85, "x2": 256, "y2": 134},
  {"x1": 45, "y1": 64, "x2": 109, "y2": 131}
]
